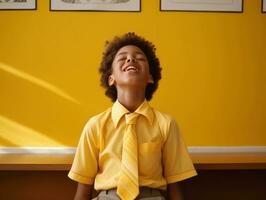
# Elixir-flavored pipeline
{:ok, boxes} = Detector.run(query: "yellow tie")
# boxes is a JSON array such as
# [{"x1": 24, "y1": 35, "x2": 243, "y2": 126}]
[{"x1": 117, "y1": 112, "x2": 140, "y2": 200}]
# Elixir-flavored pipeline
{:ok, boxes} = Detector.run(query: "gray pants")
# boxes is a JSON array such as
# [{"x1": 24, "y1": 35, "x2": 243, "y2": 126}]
[{"x1": 92, "y1": 187, "x2": 166, "y2": 200}]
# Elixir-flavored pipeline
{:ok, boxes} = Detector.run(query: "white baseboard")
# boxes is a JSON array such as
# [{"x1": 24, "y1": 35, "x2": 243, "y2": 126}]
[{"x1": 1, "y1": 146, "x2": 266, "y2": 154}]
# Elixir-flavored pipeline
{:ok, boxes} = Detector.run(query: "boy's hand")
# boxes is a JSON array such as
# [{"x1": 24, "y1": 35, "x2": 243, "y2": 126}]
[
  {"x1": 167, "y1": 183, "x2": 184, "y2": 200},
  {"x1": 74, "y1": 183, "x2": 92, "y2": 200}
]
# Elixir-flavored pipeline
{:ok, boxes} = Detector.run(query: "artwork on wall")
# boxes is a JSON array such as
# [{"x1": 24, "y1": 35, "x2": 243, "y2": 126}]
[
  {"x1": 160, "y1": 0, "x2": 243, "y2": 12},
  {"x1": 263, "y1": 0, "x2": 266, "y2": 13},
  {"x1": 50, "y1": 0, "x2": 140, "y2": 12},
  {"x1": 0, "y1": 0, "x2": 36, "y2": 10}
]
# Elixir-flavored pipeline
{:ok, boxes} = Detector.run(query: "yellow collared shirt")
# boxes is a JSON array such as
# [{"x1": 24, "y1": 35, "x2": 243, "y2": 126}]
[{"x1": 68, "y1": 100, "x2": 197, "y2": 190}]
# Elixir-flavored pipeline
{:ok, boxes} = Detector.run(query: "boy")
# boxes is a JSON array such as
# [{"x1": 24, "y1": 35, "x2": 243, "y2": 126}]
[{"x1": 68, "y1": 32, "x2": 197, "y2": 200}]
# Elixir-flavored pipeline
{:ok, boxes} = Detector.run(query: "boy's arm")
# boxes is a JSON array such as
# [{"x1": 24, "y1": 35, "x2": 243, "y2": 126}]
[
  {"x1": 74, "y1": 183, "x2": 92, "y2": 200},
  {"x1": 167, "y1": 182, "x2": 184, "y2": 200}
]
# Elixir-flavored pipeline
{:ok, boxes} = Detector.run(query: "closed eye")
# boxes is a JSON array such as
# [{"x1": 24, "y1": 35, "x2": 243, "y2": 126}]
[
  {"x1": 117, "y1": 56, "x2": 127, "y2": 62},
  {"x1": 136, "y1": 56, "x2": 147, "y2": 61},
  {"x1": 135, "y1": 52, "x2": 147, "y2": 60}
]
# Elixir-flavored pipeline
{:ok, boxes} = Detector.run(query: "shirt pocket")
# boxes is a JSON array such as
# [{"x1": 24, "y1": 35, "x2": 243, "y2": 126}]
[{"x1": 138, "y1": 140, "x2": 162, "y2": 176}]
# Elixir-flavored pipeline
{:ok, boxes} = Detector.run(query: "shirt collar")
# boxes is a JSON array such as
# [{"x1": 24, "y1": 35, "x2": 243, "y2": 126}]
[{"x1": 112, "y1": 99, "x2": 154, "y2": 128}]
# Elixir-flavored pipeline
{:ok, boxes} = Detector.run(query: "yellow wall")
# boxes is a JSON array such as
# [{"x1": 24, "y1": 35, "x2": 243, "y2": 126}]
[{"x1": 0, "y1": 1, "x2": 265, "y2": 147}]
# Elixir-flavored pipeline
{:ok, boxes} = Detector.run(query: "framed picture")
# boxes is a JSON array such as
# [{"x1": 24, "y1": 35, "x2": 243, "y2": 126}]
[
  {"x1": 50, "y1": 0, "x2": 141, "y2": 12},
  {"x1": 160, "y1": 0, "x2": 243, "y2": 12},
  {"x1": 263, "y1": 0, "x2": 266, "y2": 13},
  {"x1": 0, "y1": 0, "x2": 36, "y2": 10}
]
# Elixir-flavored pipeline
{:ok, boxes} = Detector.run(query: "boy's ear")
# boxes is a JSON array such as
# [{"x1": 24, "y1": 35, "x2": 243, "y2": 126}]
[
  {"x1": 108, "y1": 75, "x2": 115, "y2": 86},
  {"x1": 148, "y1": 74, "x2": 154, "y2": 84}
]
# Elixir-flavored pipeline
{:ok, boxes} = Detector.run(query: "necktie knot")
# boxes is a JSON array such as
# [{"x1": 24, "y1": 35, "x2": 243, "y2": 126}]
[{"x1": 125, "y1": 112, "x2": 139, "y2": 125}]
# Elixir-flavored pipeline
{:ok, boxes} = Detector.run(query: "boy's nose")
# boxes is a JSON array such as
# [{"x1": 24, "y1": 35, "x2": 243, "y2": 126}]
[{"x1": 127, "y1": 57, "x2": 136, "y2": 63}]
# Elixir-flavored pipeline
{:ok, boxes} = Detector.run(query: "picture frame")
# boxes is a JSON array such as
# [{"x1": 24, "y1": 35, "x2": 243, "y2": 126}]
[
  {"x1": 0, "y1": 0, "x2": 36, "y2": 10},
  {"x1": 50, "y1": 0, "x2": 141, "y2": 12},
  {"x1": 160, "y1": 0, "x2": 243, "y2": 13},
  {"x1": 263, "y1": 0, "x2": 266, "y2": 13}
]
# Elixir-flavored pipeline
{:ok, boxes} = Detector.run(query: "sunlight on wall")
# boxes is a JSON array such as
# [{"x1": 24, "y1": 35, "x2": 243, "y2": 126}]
[
  {"x1": 0, "y1": 115, "x2": 65, "y2": 147},
  {"x1": 0, "y1": 62, "x2": 80, "y2": 105}
]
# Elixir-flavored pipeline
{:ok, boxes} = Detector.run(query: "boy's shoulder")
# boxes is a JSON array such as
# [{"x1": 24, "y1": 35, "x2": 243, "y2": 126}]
[
  {"x1": 152, "y1": 107, "x2": 175, "y2": 123},
  {"x1": 152, "y1": 108, "x2": 179, "y2": 141},
  {"x1": 84, "y1": 107, "x2": 112, "y2": 129}
]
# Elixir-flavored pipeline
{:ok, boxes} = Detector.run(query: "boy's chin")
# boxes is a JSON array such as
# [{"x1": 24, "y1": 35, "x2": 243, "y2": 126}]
[{"x1": 118, "y1": 80, "x2": 146, "y2": 88}]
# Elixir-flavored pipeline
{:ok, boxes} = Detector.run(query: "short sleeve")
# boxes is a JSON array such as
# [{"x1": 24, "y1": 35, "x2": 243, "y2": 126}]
[
  {"x1": 68, "y1": 119, "x2": 99, "y2": 185},
  {"x1": 162, "y1": 118, "x2": 197, "y2": 184}
]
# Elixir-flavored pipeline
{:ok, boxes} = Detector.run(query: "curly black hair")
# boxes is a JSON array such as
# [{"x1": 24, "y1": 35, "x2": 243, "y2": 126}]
[{"x1": 99, "y1": 32, "x2": 162, "y2": 102}]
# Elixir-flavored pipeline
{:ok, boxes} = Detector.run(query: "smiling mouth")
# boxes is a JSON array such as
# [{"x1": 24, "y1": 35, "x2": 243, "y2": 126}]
[{"x1": 124, "y1": 66, "x2": 138, "y2": 72}]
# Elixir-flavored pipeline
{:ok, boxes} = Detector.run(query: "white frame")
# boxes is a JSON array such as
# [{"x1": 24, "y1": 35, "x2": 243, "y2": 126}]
[
  {"x1": 263, "y1": 0, "x2": 266, "y2": 13},
  {"x1": 50, "y1": 0, "x2": 140, "y2": 12},
  {"x1": 0, "y1": 0, "x2": 36, "y2": 10},
  {"x1": 160, "y1": 0, "x2": 243, "y2": 12}
]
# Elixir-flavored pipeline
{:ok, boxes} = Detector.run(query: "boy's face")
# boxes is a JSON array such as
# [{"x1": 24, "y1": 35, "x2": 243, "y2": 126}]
[{"x1": 109, "y1": 45, "x2": 153, "y2": 90}]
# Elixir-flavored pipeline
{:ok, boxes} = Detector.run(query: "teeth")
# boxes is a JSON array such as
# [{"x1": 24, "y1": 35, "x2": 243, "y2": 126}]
[{"x1": 125, "y1": 66, "x2": 136, "y2": 71}]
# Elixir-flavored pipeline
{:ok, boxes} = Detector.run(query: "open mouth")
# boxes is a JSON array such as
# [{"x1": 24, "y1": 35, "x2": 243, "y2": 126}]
[{"x1": 124, "y1": 66, "x2": 138, "y2": 72}]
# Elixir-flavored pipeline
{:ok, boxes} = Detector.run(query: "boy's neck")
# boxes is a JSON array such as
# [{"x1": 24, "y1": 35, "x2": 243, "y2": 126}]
[{"x1": 117, "y1": 88, "x2": 146, "y2": 113}]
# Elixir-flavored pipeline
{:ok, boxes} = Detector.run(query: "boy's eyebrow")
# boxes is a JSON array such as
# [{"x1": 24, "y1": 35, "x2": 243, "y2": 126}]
[{"x1": 116, "y1": 51, "x2": 145, "y2": 56}]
